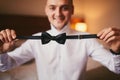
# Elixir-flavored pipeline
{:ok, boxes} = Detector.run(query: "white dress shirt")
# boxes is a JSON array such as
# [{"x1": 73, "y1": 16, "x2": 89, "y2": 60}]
[{"x1": 0, "y1": 24, "x2": 120, "y2": 80}]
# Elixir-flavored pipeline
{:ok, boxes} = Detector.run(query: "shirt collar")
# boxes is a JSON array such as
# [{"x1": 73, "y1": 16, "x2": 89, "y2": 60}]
[{"x1": 48, "y1": 23, "x2": 72, "y2": 36}]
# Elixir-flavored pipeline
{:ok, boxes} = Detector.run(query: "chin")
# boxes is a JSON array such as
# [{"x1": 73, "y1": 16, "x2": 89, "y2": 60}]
[{"x1": 53, "y1": 23, "x2": 64, "y2": 28}]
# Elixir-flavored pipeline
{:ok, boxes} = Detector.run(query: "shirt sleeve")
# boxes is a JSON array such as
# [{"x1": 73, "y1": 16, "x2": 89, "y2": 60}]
[
  {"x1": 113, "y1": 55, "x2": 120, "y2": 74},
  {"x1": 0, "y1": 53, "x2": 17, "y2": 72},
  {"x1": 0, "y1": 40, "x2": 34, "y2": 72},
  {"x1": 86, "y1": 39, "x2": 120, "y2": 74}
]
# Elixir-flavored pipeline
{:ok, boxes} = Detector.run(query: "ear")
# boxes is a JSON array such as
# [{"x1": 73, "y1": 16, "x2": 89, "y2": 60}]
[{"x1": 45, "y1": 6, "x2": 48, "y2": 16}]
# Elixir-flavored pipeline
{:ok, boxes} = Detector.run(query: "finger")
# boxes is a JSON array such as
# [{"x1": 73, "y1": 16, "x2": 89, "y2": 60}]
[
  {"x1": 102, "y1": 28, "x2": 120, "y2": 41},
  {"x1": 0, "y1": 30, "x2": 9, "y2": 42},
  {"x1": 107, "y1": 27, "x2": 120, "y2": 35},
  {"x1": 97, "y1": 29, "x2": 105, "y2": 37},
  {"x1": 5, "y1": 29, "x2": 13, "y2": 42},
  {"x1": 11, "y1": 29, "x2": 16, "y2": 39},
  {"x1": 0, "y1": 33, "x2": 4, "y2": 42},
  {"x1": 97, "y1": 27, "x2": 113, "y2": 40},
  {"x1": 97, "y1": 28, "x2": 108, "y2": 39},
  {"x1": 97, "y1": 27, "x2": 120, "y2": 36},
  {"x1": 106, "y1": 36, "x2": 120, "y2": 43},
  {"x1": 105, "y1": 30, "x2": 120, "y2": 41},
  {"x1": 103, "y1": 30, "x2": 115, "y2": 41}
]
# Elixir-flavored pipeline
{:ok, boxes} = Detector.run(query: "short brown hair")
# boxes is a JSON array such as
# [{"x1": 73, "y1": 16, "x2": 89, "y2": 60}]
[{"x1": 70, "y1": 0, "x2": 73, "y2": 5}]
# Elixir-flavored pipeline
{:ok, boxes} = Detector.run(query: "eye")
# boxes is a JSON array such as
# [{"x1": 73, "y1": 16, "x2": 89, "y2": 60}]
[
  {"x1": 61, "y1": 5, "x2": 70, "y2": 11},
  {"x1": 49, "y1": 6, "x2": 56, "y2": 11}
]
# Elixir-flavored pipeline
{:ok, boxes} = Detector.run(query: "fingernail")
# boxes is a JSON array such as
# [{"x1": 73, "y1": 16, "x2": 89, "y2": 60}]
[{"x1": 12, "y1": 35, "x2": 16, "y2": 39}]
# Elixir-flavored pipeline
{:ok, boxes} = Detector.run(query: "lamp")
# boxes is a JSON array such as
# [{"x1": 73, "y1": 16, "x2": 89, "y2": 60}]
[{"x1": 71, "y1": 18, "x2": 87, "y2": 32}]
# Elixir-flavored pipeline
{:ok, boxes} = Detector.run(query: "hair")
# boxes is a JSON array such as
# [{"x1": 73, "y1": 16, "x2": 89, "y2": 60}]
[
  {"x1": 70, "y1": 0, "x2": 73, "y2": 5},
  {"x1": 46, "y1": 0, "x2": 73, "y2": 5},
  {"x1": 71, "y1": 0, "x2": 73, "y2": 3}
]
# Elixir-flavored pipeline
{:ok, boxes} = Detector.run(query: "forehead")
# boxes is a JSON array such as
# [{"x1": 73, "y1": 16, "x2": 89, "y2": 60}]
[{"x1": 46, "y1": 0, "x2": 72, "y2": 6}]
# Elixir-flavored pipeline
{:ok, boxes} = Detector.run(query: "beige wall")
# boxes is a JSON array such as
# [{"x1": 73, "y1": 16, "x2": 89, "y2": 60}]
[
  {"x1": 0, "y1": 0, "x2": 120, "y2": 80},
  {"x1": 0, "y1": 0, "x2": 46, "y2": 16},
  {"x1": 83, "y1": 0, "x2": 120, "y2": 33}
]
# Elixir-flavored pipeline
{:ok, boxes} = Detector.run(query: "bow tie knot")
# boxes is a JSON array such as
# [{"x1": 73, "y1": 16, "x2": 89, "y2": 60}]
[{"x1": 41, "y1": 32, "x2": 66, "y2": 44}]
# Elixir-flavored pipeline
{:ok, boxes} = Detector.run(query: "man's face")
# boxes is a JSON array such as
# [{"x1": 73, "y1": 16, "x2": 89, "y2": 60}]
[{"x1": 45, "y1": 0, "x2": 74, "y2": 31}]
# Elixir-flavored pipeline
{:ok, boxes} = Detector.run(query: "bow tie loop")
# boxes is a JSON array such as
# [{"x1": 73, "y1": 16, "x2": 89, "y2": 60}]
[{"x1": 41, "y1": 32, "x2": 66, "y2": 44}]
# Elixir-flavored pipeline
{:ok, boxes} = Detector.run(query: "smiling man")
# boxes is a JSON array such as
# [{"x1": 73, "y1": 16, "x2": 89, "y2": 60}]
[
  {"x1": 0, "y1": 0, "x2": 120, "y2": 80},
  {"x1": 45, "y1": 0, "x2": 74, "y2": 31}
]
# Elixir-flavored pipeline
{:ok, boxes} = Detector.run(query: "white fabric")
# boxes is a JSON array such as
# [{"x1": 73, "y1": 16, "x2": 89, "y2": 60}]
[{"x1": 0, "y1": 24, "x2": 120, "y2": 80}]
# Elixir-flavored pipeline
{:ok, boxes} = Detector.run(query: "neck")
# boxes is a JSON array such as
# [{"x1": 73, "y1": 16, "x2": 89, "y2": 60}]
[
  {"x1": 51, "y1": 23, "x2": 71, "y2": 34},
  {"x1": 55, "y1": 27, "x2": 63, "y2": 31}
]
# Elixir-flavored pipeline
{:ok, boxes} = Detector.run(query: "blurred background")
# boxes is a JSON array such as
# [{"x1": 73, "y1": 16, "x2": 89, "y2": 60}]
[{"x1": 0, "y1": 0, "x2": 120, "y2": 80}]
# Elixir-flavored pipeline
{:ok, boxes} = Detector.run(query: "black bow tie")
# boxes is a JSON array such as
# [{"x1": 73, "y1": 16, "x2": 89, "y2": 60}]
[
  {"x1": 16, "y1": 32, "x2": 98, "y2": 44},
  {"x1": 41, "y1": 32, "x2": 66, "y2": 44}
]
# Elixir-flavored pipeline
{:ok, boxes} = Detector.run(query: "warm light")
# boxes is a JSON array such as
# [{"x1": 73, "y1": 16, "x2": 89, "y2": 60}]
[
  {"x1": 75, "y1": 22, "x2": 87, "y2": 32},
  {"x1": 70, "y1": 17, "x2": 87, "y2": 32}
]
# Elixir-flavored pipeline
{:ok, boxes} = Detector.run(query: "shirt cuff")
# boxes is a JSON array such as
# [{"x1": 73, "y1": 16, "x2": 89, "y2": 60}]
[
  {"x1": 0, "y1": 54, "x2": 4, "y2": 66},
  {"x1": 110, "y1": 49, "x2": 120, "y2": 55},
  {"x1": 113, "y1": 55, "x2": 120, "y2": 74}
]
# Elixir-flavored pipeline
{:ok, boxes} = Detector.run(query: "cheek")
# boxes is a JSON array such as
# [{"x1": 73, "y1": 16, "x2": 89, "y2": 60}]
[
  {"x1": 46, "y1": 10, "x2": 54, "y2": 19},
  {"x1": 64, "y1": 13, "x2": 72, "y2": 20},
  {"x1": 64, "y1": 11, "x2": 72, "y2": 17},
  {"x1": 49, "y1": 13, "x2": 54, "y2": 19}
]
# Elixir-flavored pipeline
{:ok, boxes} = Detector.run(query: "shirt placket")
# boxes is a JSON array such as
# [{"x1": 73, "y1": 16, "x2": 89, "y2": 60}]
[{"x1": 56, "y1": 44, "x2": 63, "y2": 80}]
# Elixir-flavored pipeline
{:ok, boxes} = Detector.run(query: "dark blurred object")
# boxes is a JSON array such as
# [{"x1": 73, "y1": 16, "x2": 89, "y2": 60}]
[{"x1": 0, "y1": 14, "x2": 50, "y2": 36}]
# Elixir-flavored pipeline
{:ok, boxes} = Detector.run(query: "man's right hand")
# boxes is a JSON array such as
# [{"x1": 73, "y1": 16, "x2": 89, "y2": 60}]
[{"x1": 0, "y1": 29, "x2": 17, "y2": 54}]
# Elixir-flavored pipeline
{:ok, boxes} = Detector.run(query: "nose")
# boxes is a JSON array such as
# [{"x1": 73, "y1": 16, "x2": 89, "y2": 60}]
[{"x1": 55, "y1": 8, "x2": 62, "y2": 17}]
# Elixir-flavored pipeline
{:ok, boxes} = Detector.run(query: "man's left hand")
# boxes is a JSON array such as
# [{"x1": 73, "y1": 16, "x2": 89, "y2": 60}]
[{"x1": 97, "y1": 27, "x2": 120, "y2": 53}]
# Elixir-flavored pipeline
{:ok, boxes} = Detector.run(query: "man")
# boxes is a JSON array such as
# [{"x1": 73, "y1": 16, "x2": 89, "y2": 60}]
[{"x1": 0, "y1": 0, "x2": 120, "y2": 80}]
